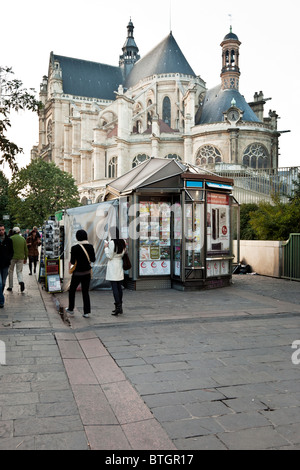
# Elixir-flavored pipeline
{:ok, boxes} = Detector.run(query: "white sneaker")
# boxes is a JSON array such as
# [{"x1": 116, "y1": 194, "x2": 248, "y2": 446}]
[
  {"x1": 65, "y1": 308, "x2": 74, "y2": 315},
  {"x1": 83, "y1": 313, "x2": 90, "y2": 318}
]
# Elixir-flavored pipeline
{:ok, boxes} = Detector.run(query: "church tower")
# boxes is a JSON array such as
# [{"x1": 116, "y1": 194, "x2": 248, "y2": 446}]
[
  {"x1": 119, "y1": 19, "x2": 140, "y2": 79},
  {"x1": 220, "y1": 27, "x2": 241, "y2": 90}
]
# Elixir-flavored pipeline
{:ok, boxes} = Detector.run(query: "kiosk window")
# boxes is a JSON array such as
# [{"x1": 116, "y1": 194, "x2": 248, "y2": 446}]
[{"x1": 139, "y1": 201, "x2": 171, "y2": 276}]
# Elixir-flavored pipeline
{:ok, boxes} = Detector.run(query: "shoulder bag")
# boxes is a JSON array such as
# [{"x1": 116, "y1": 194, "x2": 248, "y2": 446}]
[{"x1": 123, "y1": 251, "x2": 131, "y2": 271}]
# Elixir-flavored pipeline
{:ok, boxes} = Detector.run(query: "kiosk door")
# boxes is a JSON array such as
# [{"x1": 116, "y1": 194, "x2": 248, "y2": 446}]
[{"x1": 184, "y1": 202, "x2": 205, "y2": 279}]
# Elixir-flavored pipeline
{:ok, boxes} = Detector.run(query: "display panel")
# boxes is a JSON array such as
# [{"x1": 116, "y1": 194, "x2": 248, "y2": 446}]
[
  {"x1": 206, "y1": 192, "x2": 230, "y2": 254},
  {"x1": 139, "y1": 201, "x2": 171, "y2": 276},
  {"x1": 184, "y1": 203, "x2": 204, "y2": 269}
]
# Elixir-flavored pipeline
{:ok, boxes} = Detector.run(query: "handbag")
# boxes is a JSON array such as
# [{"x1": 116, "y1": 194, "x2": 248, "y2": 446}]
[
  {"x1": 69, "y1": 261, "x2": 77, "y2": 274},
  {"x1": 79, "y1": 243, "x2": 93, "y2": 278},
  {"x1": 123, "y1": 251, "x2": 131, "y2": 271}
]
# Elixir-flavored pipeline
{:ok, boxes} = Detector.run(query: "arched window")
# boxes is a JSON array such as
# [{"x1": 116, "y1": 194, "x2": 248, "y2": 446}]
[
  {"x1": 132, "y1": 154, "x2": 150, "y2": 168},
  {"x1": 195, "y1": 145, "x2": 222, "y2": 166},
  {"x1": 108, "y1": 156, "x2": 118, "y2": 178},
  {"x1": 242, "y1": 144, "x2": 270, "y2": 169},
  {"x1": 164, "y1": 154, "x2": 182, "y2": 161},
  {"x1": 163, "y1": 96, "x2": 171, "y2": 126}
]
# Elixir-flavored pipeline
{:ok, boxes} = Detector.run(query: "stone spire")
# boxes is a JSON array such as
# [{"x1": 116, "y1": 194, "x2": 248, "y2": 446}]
[{"x1": 119, "y1": 19, "x2": 140, "y2": 79}]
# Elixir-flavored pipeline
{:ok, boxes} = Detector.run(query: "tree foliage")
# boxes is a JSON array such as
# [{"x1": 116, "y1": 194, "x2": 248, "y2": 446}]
[
  {"x1": 240, "y1": 203, "x2": 259, "y2": 239},
  {"x1": 0, "y1": 170, "x2": 9, "y2": 222},
  {"x1": 239, "y1": 175, "x2": 300, "y2": 241},
  {"x1": 247, "y1": 180, "x2": 300, "y2": 240},
  {"x1": 8, "y1": 159, "x2": 80, "y2": 227},
  {"x1": 0, "y1": 66, "x2": 42, "y2": 172}
]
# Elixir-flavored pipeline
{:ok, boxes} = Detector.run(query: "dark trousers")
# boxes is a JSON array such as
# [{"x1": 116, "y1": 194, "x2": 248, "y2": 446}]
[
  {"x1": 29, "y1": 256, "x2": 38, "y2": 273},
  {"x1": 68, "y1": 274, "x2": 91, "y2": 314},
  {"x1": 111, "y1": 281, "x2": 123, "y2": 304}
]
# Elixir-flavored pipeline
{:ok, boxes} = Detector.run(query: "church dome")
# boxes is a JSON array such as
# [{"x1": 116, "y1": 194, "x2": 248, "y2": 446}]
[
  {"x1": 196, "y1": 85, "x2": 261, "y2": 125},
  {"x1": 223, "y1": 31, "x2": 239, "y2": 41}
]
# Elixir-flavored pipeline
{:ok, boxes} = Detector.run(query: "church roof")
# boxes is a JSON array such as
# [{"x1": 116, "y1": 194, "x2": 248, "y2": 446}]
[
  {"x1": 125, "y1": 32, "x2": 196, "y2": 88},
  {"x1": 142, "y1": 119, "x2": 179, "y2": 134},
  {"x1": 51, "y1": 53, "x2": 123, "y2": 100},
  {"x1": 197, "y1": 85, "x2": 261, "y2": 124}
]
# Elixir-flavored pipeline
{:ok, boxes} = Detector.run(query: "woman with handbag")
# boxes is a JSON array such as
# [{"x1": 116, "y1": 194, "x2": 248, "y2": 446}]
[
  {"x1": 66, "y1": 229, "x2": 95, "y2": 318},
  {"x1": 104, "y1": 227, "x2": 126, "y2": 315}
]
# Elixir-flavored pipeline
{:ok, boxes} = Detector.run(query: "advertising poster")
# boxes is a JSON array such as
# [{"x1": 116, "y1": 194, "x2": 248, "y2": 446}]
[
  {"x1": 139, "y1": 201, "x2": 171, "y2": 276},
  {"x1": 139, "y1": 260, "x2": 170, "y2": 276},
  {"x1": 207, "y1": 193, "x2": 230, "y2": 253},
  {"x1": 206, "y1": 260, "x2": 229, "y2": 278}
]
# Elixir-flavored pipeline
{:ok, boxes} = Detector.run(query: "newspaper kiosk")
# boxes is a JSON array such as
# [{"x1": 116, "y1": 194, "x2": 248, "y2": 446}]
[{"x1": 104, "y1": 158, "x2": 236, "y2": 291}]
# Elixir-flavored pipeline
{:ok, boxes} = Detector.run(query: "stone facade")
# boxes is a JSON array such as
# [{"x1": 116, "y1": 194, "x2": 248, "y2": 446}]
[{"x1": 31, "y1": 22, "x2": 280, "y2": 204}]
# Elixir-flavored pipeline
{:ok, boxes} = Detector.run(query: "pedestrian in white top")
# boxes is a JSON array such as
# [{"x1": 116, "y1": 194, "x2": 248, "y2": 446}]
[{"x1": 104, "y1": 227, "x2": 126, "y2": 315}]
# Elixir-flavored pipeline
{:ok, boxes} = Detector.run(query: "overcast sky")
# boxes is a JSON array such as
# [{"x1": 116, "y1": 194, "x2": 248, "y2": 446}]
[{"x1": 1, "y1": 0, "x2": 299, "y2": 178}]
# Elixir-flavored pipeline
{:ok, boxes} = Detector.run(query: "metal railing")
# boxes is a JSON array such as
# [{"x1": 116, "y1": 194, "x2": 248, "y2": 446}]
[
  {"x1": 282, "y1": 233, "x2": 300, "y2": 281},
  {"x1": 214, "y1": 166, "x2": 300, "y2": 204}
]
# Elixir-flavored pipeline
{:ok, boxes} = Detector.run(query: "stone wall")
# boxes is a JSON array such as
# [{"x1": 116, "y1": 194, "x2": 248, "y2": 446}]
[{"x1": 233, "y1": 240, "x2": 284, "y2": 278}]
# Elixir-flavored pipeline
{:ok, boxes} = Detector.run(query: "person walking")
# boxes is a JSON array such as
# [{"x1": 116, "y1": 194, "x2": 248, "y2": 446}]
[
  {"x1": 66, "y1": 229, "x2": 95, "y2": 318},
  {"x1": 0, "y1": 224, "x2": 14, "y2": 307},
  {"x1": 26, "y1": 229, "x2": 41, "y2": 275},
  {"x1": 7, "y1": 227, "x2": 28, "y2": 292},
  {"x1": 104, "y1": 227, "x2": 126, "y2": 315}
]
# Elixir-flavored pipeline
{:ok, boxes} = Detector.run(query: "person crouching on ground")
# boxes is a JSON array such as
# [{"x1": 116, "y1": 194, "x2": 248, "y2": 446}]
[
  {"x1": 66, "y1": 229, "x2": 95, "y2": 319},
  {"x1": 26, "y1": 229, "x2": 41, "y2": 275},
  {"x1": 104, "y1": 227, "x2": 126, "y2": 316},
  {"x1": 7, "y1": 227, "x2": 28, "y2": 292}
]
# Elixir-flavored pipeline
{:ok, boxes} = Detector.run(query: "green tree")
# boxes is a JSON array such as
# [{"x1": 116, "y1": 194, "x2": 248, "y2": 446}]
[
  {"x1": 8, "y1": 159, "x2": 80, "y2": 227},
  {"x1": 0, "y1": 67, "x2": 42, "y2": 172},
  {"x1": 0, "y1": 170, "x2": 9, "y2": 222},
  {"x1": 240, "y1": 203, "x2": 259, "y2": 239},
  {"x1": 248, "y1": 193, "x2": 300, "y2": 240},
  {"x1": 289, "y1": 173, "x2": 300, "y2": 204}
]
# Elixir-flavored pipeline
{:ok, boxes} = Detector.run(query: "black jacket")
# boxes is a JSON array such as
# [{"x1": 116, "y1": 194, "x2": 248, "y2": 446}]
[
  {"x1": 70, "y1": 243, "x2": 95, "y2": 273},
  {"x1": 0, "y1": 233, "x2": 14, "y2": 268}
]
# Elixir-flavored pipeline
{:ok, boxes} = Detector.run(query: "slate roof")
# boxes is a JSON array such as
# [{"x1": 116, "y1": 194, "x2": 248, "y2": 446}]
[
  {"x1": 125, "y1": 32, "x2": 196, "y2": 88},
  {"x1": 197, "y1": 84, "x2": 261, "y2": 124},
  {"x1": 51, "y1": 53, "x2": 123, "y2": 100}
]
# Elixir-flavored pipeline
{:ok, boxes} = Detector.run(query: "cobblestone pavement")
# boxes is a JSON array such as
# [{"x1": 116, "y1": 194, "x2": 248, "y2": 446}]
[{"x1": 0, "y1": 267, "x2": 300, "y2": 450}]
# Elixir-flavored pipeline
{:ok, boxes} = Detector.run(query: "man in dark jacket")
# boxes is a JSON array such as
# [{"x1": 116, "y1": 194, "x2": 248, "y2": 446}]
[{"x1": 0, "y1": 224, "x2": 14, "y2": 307}]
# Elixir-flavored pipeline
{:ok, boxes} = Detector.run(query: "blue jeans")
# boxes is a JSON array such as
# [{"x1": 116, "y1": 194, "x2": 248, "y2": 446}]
[{"x1": 0, "y1": 267, "x2": 9, "y2": 305}]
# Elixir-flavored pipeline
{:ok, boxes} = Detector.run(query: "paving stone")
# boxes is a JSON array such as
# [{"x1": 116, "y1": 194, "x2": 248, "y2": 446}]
[
  {"x1": 122, "y1": 418, "x2": 176, "y2": 450},
  {"x1": 13, "y1": 415, "x2": 84, "y2": 437},
  {"x1": 218, "y1": 426, "x2": 290, "y2": 450},
  {"x1": 72, "y1": 384, "x2": 118, "y2": 425},
  {"x1": 63, "y1": 358, "x2": 98, "y2": 385},
  {"x1": 1, "y1": 271, "x2": 300, "y2": 450},
  {"x1": 85, "y1": 424, "x2": 131, "y2": 450},
  {"x1": 216, "y1": 410, "x2": 271, "y2": 431},
  {"x1": 78, "y1": 338, "x2": 109, "y2": 358},
  {"x1": 102, "y1": 380, "x2": 153, "y2": 424},
  {"x1": 35, "y1": 431, "x2": 89, "y2": 450}
]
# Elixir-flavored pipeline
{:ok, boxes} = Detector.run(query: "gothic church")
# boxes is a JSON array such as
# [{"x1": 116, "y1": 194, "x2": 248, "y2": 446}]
[{"x1": 32, "y1": 20, "x2": 280, "y2": 203}]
